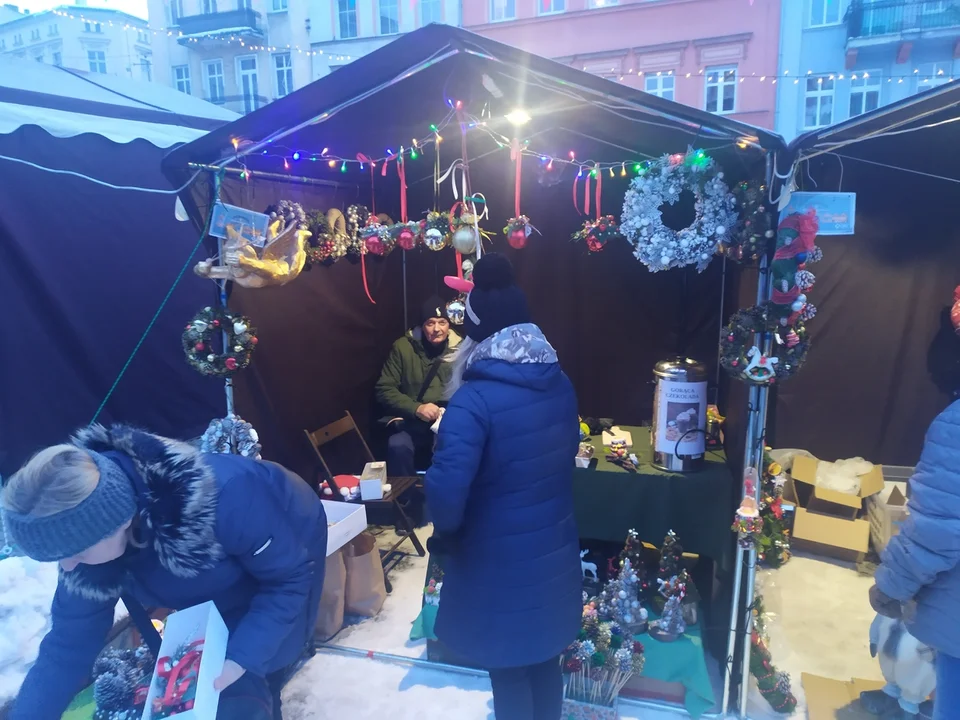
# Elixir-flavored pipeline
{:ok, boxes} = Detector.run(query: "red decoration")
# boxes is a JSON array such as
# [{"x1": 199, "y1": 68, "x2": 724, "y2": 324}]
[
  {"x1": 508, "y1": 227, "x2": 528, "y2": 249},
  {"x1": 225, "y1": 357, "x2": 238, "y2": 371},
  {"x1": 397, "y1": 227, "x2": 417, "y2": 250},
  {"x1": 365, "y1": 236, "x2": 385, "y2": 255},
  {"x1": 194, "y1": 343, "x2": 204, "y2": 352}
]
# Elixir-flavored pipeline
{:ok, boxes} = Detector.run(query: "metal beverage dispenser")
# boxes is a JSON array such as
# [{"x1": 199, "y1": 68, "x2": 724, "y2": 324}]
[{"x1": 651, "y1": 358, "x2": 708, "y2": 473}]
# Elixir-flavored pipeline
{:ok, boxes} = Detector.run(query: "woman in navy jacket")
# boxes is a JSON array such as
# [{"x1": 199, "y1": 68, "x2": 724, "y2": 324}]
[
  {"x1": 1, "y1": 423, "x2": 326, "y2": 720},
  {"x1": 426, "y1": 254, "x2": 582, "y2": 720}
]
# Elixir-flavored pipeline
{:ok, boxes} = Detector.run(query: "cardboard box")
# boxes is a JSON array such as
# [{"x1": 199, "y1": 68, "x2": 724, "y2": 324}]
[
  {"x1": 322, "y1": 500, "x2": 367, "y2": 556},
  {"x1": 785, "y1": 455, "x2": 885, "y2": 560},
  {"x1": 802, "y1": 673, "x2": 885, "y2": 720},
  {"x1": 359, "y1": 462, "x2": 385, "y2": 501},
  {"x1": 142, "y1": 601, "x2": 228, "y2": 720},
  {"x1": 867, "y1": 480, "x2": 909, "y2": 554}
]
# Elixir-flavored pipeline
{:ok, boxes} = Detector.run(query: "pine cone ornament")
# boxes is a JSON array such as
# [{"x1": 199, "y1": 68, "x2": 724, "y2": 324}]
[{"x1": 94, "y1": 672, "x2": 132, "y2": 712}]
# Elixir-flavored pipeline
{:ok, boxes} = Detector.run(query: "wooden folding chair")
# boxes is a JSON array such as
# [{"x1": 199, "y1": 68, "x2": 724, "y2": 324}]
[{"x1": 304, "y1": 412, "x2": 425, "y2": 592}]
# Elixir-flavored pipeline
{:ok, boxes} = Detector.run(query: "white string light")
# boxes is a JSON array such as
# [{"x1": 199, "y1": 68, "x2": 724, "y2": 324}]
[{"x1": 0, "y1": 153, "x2": 201, "y2": 193}]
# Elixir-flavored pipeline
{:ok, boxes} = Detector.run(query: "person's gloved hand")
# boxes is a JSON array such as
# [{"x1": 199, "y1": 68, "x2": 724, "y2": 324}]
[{"x1": 869, "y1": 584, "x2": 902, "y2": 619}]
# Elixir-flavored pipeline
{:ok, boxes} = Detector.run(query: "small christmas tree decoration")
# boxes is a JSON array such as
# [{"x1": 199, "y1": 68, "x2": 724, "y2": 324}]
[
  {"x1": 618, "y1": 529, "x2": 650, "y2": 597},
  {"x1": 657, "y1": 530, "x2": 683, "y2": 584},
  {"x1": 596, "y1": 558, "x2": 649, "y2": 634},
  {"x1": 649, "y1": 594, "x2": 686, "y2": 642}
]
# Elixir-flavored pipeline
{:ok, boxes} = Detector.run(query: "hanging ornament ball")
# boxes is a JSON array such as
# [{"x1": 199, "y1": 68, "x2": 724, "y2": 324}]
[
  {"x1": 397, "y1": 227, "x2": 417, "y2": 251},
  {"x1": 715, "y1": 225, "x2": 726, "y2": 236},
  {"x1": 195, "y1": 342, "x2": 205, "y2": 352},
  {"x1": 424, "y1": 227, "x2": 446, "y2": 251},
  {"x1": 618, "y1": 590, "x2": 627, "y2": 599},
  {"x1": 365, "y1": 236, "x2": 385, "y2": 255},
  {"x1": 452, "y1": 226, "x2": 479, "y2": 254},
  {"x1": 791, "y1": 299, "x2": 805, "y2": 313},
  {"x1": 508, "y1": 227, "x2": 528, "y2": 249}
]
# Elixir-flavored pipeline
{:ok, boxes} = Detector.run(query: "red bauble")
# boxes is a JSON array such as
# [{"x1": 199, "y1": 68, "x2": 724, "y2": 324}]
[
  {"x1": 397, "y1": 228, "x2": 417, "y2": 250},
  {"x1": 598, "y1": 224, "x2": 607, "y2": 231},
  {"x1": 195, "y1": 342, "x2": 204, "y2": 351},
  {"x1": 251, "y1": 336, "x2": 258, "y2": 345},
  {"x1": 225, "y1": 357, "x2": 238, "y2": 370},
  {"x1": 365, "y1": 237, "x2": 385, "y2": 255},
  {"x1": 586, "y1": 236, "x2": 604, "y2": 253},
  {"x1": 212, "y1": 320, "x2": 220, "y2": 327},
  {"x1": 508, "y1": 227, "x2": 528, "y2": 249}
]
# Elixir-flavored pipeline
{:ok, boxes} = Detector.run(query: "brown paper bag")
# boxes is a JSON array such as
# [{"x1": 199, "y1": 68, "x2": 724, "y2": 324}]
[
  {"x1": 344, "y1": 532, "x2": 387, "y2": 617},
  {"x1": 314, "y1": 548, "x2": 346, "y2": 640}
]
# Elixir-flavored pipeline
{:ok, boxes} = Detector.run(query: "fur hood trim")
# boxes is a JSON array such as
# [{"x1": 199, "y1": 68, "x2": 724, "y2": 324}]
[{"x1": 61, "y1": 424, "x2": 223, "y2": 602}]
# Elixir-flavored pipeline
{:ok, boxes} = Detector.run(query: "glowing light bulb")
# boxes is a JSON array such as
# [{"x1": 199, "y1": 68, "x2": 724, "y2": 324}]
[
  {"x1": 283, "y1": 159, "x2": 290, "y2": 170},
  {"x1": 292, "y1": 151, "x2": 301, "y2": 161},
  {"x1": 505, "y1": 109, "x2": 531, "y2": 126},
  {"x1": 328, "y1": 159, "x2": 337, "y2": 168},
  {"x1": 620, "y1": 163, "x2": 627, "y2": 177}
]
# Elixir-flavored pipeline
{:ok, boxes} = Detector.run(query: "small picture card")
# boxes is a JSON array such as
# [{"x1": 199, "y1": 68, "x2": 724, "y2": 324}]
[{"x1": 209, "y1": 202, "x2": 271, "y2": 248}]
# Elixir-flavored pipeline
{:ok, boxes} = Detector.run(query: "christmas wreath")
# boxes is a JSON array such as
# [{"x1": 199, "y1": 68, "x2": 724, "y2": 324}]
[
  {"x1": 360, "y1": 218, "x2": 395, "y2": 256},
  {"x1": 620, "y1": 150, "x2": 737, "y2": 272},
  {"x1": 345, "y1": 204, "x2": 370, "y2": 256},
  {"x1": 182, "y1": 307, "x2": 258, "y2": 377},
  {"x1": 719, "y1": 305, "x2": 810, "y2": 385},
  {"x1": 572, "y1": 215, "x2": 623, "y2": 253},
  {"x1": 304, "y1": 209, "x2": 347, "y2": 266},
  {"x1": 390, "y1": 221, "x2": 420, "y2": 251},
  {"x1": 420, "y1": 211, "x2": 450, "y2": 251},
  {"x1": 723, "y1": 181, "x2": 776, "y2": 262}
]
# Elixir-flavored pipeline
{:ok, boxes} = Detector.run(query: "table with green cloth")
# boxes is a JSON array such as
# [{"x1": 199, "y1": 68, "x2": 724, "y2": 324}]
[{"x1": 574, "y1": 426, "x2": 735, "y2": 572}]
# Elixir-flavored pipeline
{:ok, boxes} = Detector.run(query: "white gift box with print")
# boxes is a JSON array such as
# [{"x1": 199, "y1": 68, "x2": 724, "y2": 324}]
[
  {"x1": 322, "y1": 500, "x2": 367, "y2": 555},
  {"x1": 141, "y1": 601, "x2": 228, "y2": 720}
]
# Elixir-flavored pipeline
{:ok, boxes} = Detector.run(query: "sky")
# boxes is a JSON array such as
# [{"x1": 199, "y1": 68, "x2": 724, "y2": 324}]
[{"x1": 17, "y1": 0, "x2": 148, "y2": 20}]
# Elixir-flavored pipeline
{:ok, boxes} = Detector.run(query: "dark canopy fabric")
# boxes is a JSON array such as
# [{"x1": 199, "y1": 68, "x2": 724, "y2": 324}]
[
  {"x1": 0, "y1": 127, "x2": 222, "y2": 477},
  {"x1": 771, "y1": 85, "x2": 960, "y2": 466},
  {"x1": 162, "y1": 24, "x2": 780, "y2": 477}
]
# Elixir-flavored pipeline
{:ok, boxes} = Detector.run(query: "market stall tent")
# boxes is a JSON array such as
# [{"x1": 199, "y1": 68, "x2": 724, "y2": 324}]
[
  {"x1": 0, "y1": 57, "x2": 236, "y2": 477},
  {"x1": 773, "y1": 82, "x2": 960, "y2": 466}
]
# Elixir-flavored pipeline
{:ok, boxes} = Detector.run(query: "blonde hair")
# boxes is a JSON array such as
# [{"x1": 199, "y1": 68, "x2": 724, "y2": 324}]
[{"x1": 1, "y1": 445, "x2": 100, "y2": 518}]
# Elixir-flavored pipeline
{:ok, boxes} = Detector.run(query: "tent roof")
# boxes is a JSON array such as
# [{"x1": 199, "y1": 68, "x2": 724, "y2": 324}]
[
  {"x1": 164, "y1": 23, "x2": 785, "y2": 182},
  {"x1": 788, "y1": 82, "x2": 960, "y2": 183},
  {"x1": 0, "y1": 58, "x2": 238, "y2": 147}
]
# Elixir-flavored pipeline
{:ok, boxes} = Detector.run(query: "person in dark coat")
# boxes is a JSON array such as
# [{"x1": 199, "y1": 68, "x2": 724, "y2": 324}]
[
  {"x1": 0, "y1": 423, "x2": 326, "y2": 720},
  {"x1": 425, "y1": 253, "x2": 581, "y2": 720}
]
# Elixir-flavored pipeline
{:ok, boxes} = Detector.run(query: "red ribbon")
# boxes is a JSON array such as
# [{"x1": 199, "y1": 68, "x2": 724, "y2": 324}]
[
  {"x1": 449, "y1": 201, "x2": 466, "y2": 279},
  {"x1": 361, "y1": 253, "x2": 376, "y2": 305},
  {"x1": 511, "y1": 139, "x2": 522, "y2": 218},
  {"x1": 594, "y1": 164, "x2": 602, "y2": 221},
  {"x1": 573, "y1": 172, "x2": 581, "y2": 214},
  {"x1": 397, "y1": 156, "x2": 408, "y2": 224},
  {"x1": 584, "y1": 169, "x2": 591, "y2": 217},
  {"x1": 156, "y1": 640, "x2": 204, "y2": 709}
]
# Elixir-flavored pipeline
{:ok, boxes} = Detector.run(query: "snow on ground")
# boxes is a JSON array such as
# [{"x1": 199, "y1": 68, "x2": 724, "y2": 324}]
[{"x1": 0, "y1": 556, "x2": 127, "y2": 707}]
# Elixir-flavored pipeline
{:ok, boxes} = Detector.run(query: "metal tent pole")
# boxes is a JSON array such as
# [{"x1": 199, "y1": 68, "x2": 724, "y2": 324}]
[{"x1": 208, "y1": 170, "x2": 234, "y2": 417}]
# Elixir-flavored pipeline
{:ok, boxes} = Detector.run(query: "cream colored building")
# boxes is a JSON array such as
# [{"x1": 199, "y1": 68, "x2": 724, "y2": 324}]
[{"x1": 0, "y1": 4, "x2": 153, "y2": 82}]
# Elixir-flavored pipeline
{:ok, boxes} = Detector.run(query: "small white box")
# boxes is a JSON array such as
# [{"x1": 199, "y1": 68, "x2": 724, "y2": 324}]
[
  {"x1": 322, "y1": 500, "x2": 367, "y2": 556},
  {"x1": 575, "y1": 456, "x2": 591, "y2": 469},
  {"x1": 142, "y1": 601, "x2": 228, "y2": 720},
  {"x1": 359, "y1": 478, "x2": 384, "y2": 501}
]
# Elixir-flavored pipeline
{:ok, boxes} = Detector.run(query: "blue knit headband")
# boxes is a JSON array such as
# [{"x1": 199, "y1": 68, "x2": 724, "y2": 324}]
[{"x1": 1, "y1": 450, "x2": 137, "y2": 563}]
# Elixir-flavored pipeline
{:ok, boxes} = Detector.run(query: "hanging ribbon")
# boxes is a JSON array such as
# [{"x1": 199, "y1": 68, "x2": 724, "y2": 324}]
[
  {"x1": 360, "y1": 253, "x2": 376, "y2": 305},
  {"x1": 438, "y1": 159, "x2": 467, "y2": 201},
  {"x1": 594, "y1": 163, "x2": 602, "y2": 221},
  {"x1": 584, "y1": 167, "x2": 592, "y2": 217},
  {"x1": 472, "y1": 192, "x2": 489, "y2": 259},
  {"x1": 510, "y1": 138, "x2": 522, "y2": 218},
  {"x1": 573, "y1": 171, "x2": 582, "y2": 214},
  {"x1": 433, "y1": 136, "x2": 442, "y2": 211},
  {"x1": 396, "y1": 156, "x2": 408, "y2": 224},
  {"x1": 357, "y1": 153, "x2": 376, "y2": 215}
]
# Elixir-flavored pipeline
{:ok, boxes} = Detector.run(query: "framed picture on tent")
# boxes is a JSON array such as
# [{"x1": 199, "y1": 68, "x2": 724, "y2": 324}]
[{"x1": 209, "y1": 202, "x2": 271, "y2": 248}]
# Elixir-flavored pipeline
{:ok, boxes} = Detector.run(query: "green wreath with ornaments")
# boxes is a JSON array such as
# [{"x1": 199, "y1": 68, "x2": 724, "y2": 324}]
[
  {"x1": 719, "y1": 305, "x2": 810, "y2": 385},
  {"x1": 183, "y1": 307, "x2": 258, "y2": 377}
]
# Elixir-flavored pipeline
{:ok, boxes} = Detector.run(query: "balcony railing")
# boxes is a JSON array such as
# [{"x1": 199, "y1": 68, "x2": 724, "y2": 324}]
[
  {"x1": 846, "y1": 0, "x2": 960, "y2": 39},
  {"x1": 176, "y1": 7, "x2": 263, "y2": 38},
  {"x1": 208, "y1": 94, "x2": 271, "y2": 115}
]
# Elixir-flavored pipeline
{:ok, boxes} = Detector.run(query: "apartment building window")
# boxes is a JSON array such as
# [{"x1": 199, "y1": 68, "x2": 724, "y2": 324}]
[
  {"x1": 804, "y1": 76, "x2": 835, "y2": 128},
  {"x1": 0, "y1": 40, "x2": 5, "y2": 50},
  {"x1": 338, "y1": 0, "x2": 358, "y2": 39},
  {"x1": 809, "y1": 0, "x2": 841, "y2": 27},
  {"x1": 272, "y1": 0, "x2": 288, "y2": 10},
  {"x1": 918, "y1": 61, "x2": 952, "y2": 87},
  {"x1": 169, "y1": 0, "x2": 184, "y2": 24},
  {"x1": 204, "y1": 59, "x2": 225, "y2": 102},
  {"x1": 588, "y1": 0, "x2": 618, "y2": 6},
  {"x1": 13, "y1": 33, "x2": 23, "y2": 46},
  {"x1": 137, "y1": 30, "x2": 150, "y2": 43},
  {"x1": 490, "y1": 0, "x2": 516, "y2": 21},
  {"x1": 88, "y1": 50, "x2": 107, "y2": 73},
  {"x1": 84, "y1": 21, "x2": 103, "y2": 33},
  {"x1": 48, "y1": 24, "x2": 59, "y2": 36},
  {"x1": 237, "y1": 56, "x2": 260, "y2": 114},
  {"x1": 379, "y1": 0, "x2": 400, "y2": 33},
  {"x1": 420, "y1": 0, "x2": 442, "y2": 24},
  {"x1": 539, "y1": 0, "x2": 565, "y2": 14},
  {"x1": 238, "y1": 0, "x2": 252, "y2": 9},
  {"x1": 273, "y1": 52, "x2": 293, "y2": 97},
  {"x1": 30, "y1": 29, "x2": 40, "y2": 41},
  {"x1": 139, "y1": 53, "x2": 152, "y2": 81},
  {"x1": 203, "y1": 0, "x2": 218, "y2": 13},
  {"x1": 173, "y1": 65, "x2": 191, "y2": 93},
  {"x1": 644, "y1": 73, "x2": 675, "y2": 101},
  {"x1": 52, "y1": 51, "x2": 62, "y2": 66},
  {"x1": 849, "y1": 71, "x2": 880, "y2": 116},
  {"x1": 705, "y1": 66, "x2": 737, "y2": 114}
]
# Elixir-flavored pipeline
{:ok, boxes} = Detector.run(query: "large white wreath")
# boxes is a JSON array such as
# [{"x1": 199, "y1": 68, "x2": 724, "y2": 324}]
[{"x1": 621, "y1": 151, "x2": 738, "y2": 272}]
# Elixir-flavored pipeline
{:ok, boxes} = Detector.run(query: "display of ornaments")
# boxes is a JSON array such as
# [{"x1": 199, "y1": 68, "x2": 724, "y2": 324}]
[
  {"x1": 503, "y1": 215, "x2": 533, "y2": 250},
  {"x1": 571, "y1": 214, "x2": 623, "y2": 253},
  {"x1": 390, "y1": 221, "x2": 420, "y2": 251},
  {"x1": 360, "y1": 219, "x2": 394, "y2": 256},
  {"x1": 620, "y1": 149, "x2": 737, "y2": 272},
  {"x1": 420, "y1": 211, "x2": 450, "y2": 251},
  {"x1": 724, "y1": 180, "x2": 775, "y2": 262},
  {"x1": 182, "y1": 307, "x2": 258, "y2": 377},
  {"x1": 719, "y1": 306, "x2": 810, "y2": 385}
]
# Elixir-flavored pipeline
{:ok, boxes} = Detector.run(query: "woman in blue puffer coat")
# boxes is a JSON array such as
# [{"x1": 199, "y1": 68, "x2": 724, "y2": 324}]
[
  {"x1": 426, "y1": 253, "x2": 582, "y2": 720},
  {"x1": 871, "y1": 400, "x2": 960, "y2": 720},
  {"x1": 1, "y1": 424, "x2": 327, "y2": 720}
]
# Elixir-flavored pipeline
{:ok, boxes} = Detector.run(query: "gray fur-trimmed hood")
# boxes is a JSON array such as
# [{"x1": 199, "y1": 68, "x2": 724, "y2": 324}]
[{"x1": 62, "y1": 423, "x2": 224, "y2": 602}]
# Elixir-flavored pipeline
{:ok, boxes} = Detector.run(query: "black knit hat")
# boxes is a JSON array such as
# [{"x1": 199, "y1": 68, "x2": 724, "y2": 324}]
[
  {"x1": 464, "y1": 253, "x2": 530, "y2": 342},
  {"x1": 420, "y1": 295, "x2": 448, "y2": 326}
]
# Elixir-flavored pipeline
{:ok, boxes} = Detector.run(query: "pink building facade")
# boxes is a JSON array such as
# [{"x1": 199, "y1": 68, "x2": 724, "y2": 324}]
[{"x1": 463, "y1": 0, "x2": 782, "y2": 130}]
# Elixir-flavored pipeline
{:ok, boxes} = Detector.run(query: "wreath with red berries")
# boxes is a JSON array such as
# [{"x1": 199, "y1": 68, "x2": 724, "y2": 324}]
[
  {"x1": 719, "y1": 305, "x2": 810, "y2": 385},
  {"x1": 182, "y1": 306, "x2": 258, "y2": 377}
]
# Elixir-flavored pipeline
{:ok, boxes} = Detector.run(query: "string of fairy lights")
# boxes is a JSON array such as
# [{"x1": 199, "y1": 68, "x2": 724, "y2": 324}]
[
  {"x1": 229, "y1": 102, "x2": 741, "y2": 183},
  {"x1": 30, "y1": 9, "x2": 959, "y2": 82}
]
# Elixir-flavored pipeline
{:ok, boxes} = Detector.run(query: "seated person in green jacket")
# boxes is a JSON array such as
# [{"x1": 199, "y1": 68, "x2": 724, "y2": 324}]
[{"x1": 376, "y1": 296, "x2": 460, "y2": 489}]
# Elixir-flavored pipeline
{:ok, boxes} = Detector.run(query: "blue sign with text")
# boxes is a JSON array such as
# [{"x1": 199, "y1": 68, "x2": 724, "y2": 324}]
[{"x1": 779, "y1": 191, "x2": 856, "y2": 235}]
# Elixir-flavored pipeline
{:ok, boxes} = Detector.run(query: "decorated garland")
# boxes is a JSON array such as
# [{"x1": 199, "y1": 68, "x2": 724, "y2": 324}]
[
  {"x1": 200, "y1": 414, "x2": 262, "y2": 458},
  {"x1": 420, "y1": 211, "x2": 450, "y2": 251},
  {"x1": 503, "y1": 215, "x2": 533, "y2": 250},
  {"x1": 770, "y1": 210, "x2": 822, "y2": 325},
  {"x1": 719, "y1": 305, "x2": 810, "y2": 385},
  {"x1": 756, "y1": 452, "x2": 792, "y2": 568},
  {"x1": 360, "y1": 217, "x2": 395, "y2": 256},
  {"x1": 723, "y1": 181, "x2": 776, "y2": 262},
  {"x1": 571, "y1": 214, "x2": 623, "y2": 253},
  {"x1": 182, "y1": 307, "x2": 258, "y2": 377},
  {"x1": 620, "y1": 149, "x2": 737, "y2": 272},
  {"x1": 751, "y1": 594, "x2": 798, "y2": 714},
  {"x1": 267, "y1": 199, "x2": 306, "y2": 231}
]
